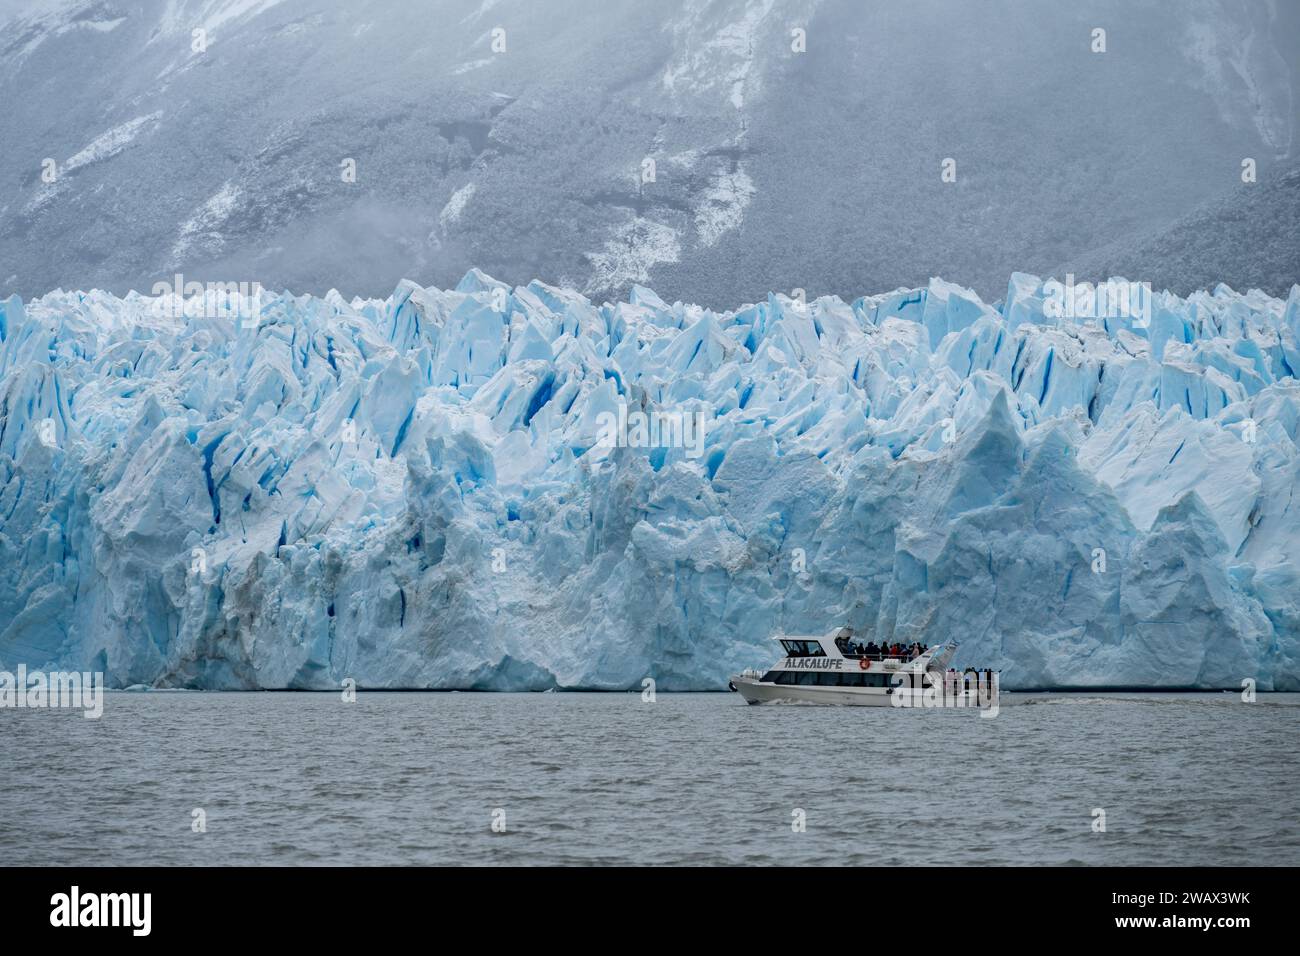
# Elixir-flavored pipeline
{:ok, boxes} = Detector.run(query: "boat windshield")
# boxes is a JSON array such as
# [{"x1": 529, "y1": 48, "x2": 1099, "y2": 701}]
[{"x1": 779, "y1": 639, "x2": 825, "y2": 657}]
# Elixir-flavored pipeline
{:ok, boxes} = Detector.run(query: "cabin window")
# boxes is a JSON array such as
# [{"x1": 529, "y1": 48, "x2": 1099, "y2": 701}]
[
  {"x1": 771, "y1": 671, "x2": 821, "y2": 685},
  {"x1": 832, "y1": 672, "x2": 891, "y2": 687},
  {"x1": 766, "y1": 670, "x2": 898, "y2": 688},
  {"x1": 779, "y1": 639, "x2": 825, "y2": 657}
]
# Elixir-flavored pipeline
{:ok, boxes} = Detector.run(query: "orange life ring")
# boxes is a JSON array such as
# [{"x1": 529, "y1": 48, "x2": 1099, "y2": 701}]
[{"x1": 858, "y1": 657, "x2": 869, "y2": 670}]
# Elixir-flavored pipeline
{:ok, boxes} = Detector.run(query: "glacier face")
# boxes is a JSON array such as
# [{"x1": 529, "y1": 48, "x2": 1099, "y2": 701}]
[{"x1": 1, "y1": 271, "x2": 1298, "y2": 690}]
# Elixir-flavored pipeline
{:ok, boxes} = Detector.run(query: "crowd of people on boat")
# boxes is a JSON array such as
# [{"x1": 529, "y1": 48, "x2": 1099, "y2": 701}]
[{"x1": 852, "y1": 641, "x2": 928, "y2": 661}]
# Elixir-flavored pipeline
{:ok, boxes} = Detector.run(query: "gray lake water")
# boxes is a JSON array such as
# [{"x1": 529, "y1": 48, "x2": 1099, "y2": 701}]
[{"x1": 3, "y1": 691, "x2": 1298, "y2": 865}]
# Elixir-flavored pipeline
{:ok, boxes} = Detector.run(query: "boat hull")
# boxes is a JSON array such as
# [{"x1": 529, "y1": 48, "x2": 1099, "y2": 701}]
[{"x1": 729, "y1": 675, "x2": 895, "y2": 706}]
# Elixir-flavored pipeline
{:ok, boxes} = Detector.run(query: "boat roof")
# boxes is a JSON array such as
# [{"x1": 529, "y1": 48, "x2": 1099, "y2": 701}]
[{"x1": 772, "y1": 626, "x2": 854, "y2": 644}]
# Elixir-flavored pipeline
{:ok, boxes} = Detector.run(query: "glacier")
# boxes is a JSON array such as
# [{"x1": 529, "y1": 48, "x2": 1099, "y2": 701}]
[{"x1": 1, "y1": 271, "x2": 1298, "y2": 691}]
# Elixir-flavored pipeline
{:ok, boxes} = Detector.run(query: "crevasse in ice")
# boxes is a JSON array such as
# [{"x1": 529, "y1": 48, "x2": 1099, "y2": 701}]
[{"x1": 1, "y1": 271, "x2": 1298, "y2": 689}]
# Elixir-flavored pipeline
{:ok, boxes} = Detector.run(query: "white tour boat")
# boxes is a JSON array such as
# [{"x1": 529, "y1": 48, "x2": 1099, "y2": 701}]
[{"x1": 728, "y1": 627, "x2": 963, "y2": 706}]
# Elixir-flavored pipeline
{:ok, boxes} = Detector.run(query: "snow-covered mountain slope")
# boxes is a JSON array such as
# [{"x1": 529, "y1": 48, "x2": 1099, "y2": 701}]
[
  {"x1": 1057, "y1": 164, "x2": 1300, "y2": 299},
  {"x1": 3, "y1": 0, "x2": 1299, "y2": 306},
  {"x1": 1, "y1": 272, "x2": 1299, "y2": 689}
]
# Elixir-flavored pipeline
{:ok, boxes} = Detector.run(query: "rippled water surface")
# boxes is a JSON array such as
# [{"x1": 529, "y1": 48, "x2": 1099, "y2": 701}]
[{"x1": 3, "y1": 691, "x2": 1297, "y2": 865}]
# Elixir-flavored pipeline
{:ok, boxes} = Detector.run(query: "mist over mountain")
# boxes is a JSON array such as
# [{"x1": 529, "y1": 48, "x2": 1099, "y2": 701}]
[{"x1": 2, "y1": 0, "x2": 1298, "y2": 306}]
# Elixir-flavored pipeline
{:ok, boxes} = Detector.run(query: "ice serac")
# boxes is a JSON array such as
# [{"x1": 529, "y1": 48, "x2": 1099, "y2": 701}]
[{"x1": 1, "y1": 275, "x2": 1298, "y2": 690}]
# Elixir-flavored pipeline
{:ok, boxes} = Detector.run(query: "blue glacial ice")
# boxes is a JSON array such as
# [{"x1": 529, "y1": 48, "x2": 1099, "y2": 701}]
[{"x1": 1, "y1": 272, "x2": 1298, "y2": 690}]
